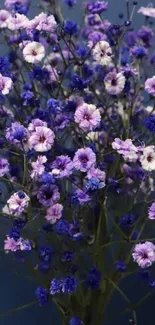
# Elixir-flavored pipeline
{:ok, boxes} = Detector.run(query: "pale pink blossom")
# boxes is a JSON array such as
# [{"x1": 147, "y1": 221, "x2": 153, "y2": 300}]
[
  {"x1": 4, "y1": 236, "x2": 19, "y2": 252},
  {"x1": 28, "y1": 126, "x2": 55, "y2": 152},
  {"x1": 31, "y1": 156, "x2": 47, "y2": 179},
  {"x1": 140, "y1": 146, "x2": 155, "y2": 171},
  {"x1": 7, "y1": 13, "x2": 29, "y2": 30},
  {"x1": 74, "y1": 103, "x2": 101, "y2": 132},
  {"x1": 23, "y1": 42, "x2": 45, "y2": 64},
  {"x1": 28, "y1": 119, "x2": 47, "y2": 133},
  {"x1": 43, "y1": 65, "x2": 59, "y2": 83},
  {"x1": 138, "y1": 6, "x2": 155, "y2": 18},
  {"x1": 0, "y1": 74, "x2": 13, "y2": 95},
  {"x1": 45, "y1": 203, "x2": 63, "y2": 224},
  {"x1": 3, "y1": 191, "x2": 30, "y2": 216},
  {"x1": 0, "y1": 10, "x2": 10, "y2": 28}
]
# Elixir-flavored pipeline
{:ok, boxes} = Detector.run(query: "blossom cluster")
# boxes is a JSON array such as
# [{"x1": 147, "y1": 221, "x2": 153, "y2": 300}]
[{"x1": 0, "y1": 0, "x2": 155, "y2": 324}]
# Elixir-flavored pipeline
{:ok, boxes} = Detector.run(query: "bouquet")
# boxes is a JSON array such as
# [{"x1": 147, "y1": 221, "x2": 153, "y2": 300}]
[{"x1": 0, "y1": 0, "x2": 155, "y2": 324}]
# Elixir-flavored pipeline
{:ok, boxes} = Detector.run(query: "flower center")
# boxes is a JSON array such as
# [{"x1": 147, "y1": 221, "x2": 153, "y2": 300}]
[
  {"x1": 147, "y1": 154, "x2": 153, "y2": 162},
  {"x1": 80, "y1": 154, "x2": 88, "y2": 164},
  {"x1": 111, "y1": 79, "x2": 117, "y2": 86},
  {"x1": 39, "y1": 136, "x2": 46, "y2": 143},
  {"x1": 31, "y1": 50, "x2": 37, "y2": 56}
]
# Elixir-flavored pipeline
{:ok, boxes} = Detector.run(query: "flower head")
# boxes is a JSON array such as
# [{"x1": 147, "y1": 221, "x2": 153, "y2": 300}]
[
  {"x1": 140, "y1": 146, "x2": 155, "y2": 171},
  {"x1": 112, "y1": 138, "x2": 138, "y2": 162},
  {"x1": 3, "y1": 191, "x2": 30, "y2": 216},
  {"x1": 28, "y1": 126, "x2": 55, "y2": 152},
  {"x1": 92, "y1": 41, "x2": 112, "y2": 65},
  {"x1": 7, "y1": 13, "x2": 29, "y2": 30},
  {"x1": 104, "y1": 71, "x2": 125, "y2": 95},
  {"x1": 50, "y1": 278, "x2": 62, "y2": 295},
  {"x1": 148, "y1": 202, "x2": 155, "y2": 220},
  {"x1": 23, "y1": 42, "x2": 45, "y2": 64},
  {"x1": 37, "y1": 184, "x2": 60, "y2": 206},
  {"x1": 35, "y1": 287, "x2": 49, "y2": 307},
  {"x1": 74, "y1": 103, "x2": 101, "y2": 132},
  {"x1": 0, "y1": 158, "x2": 9, "y2": 176},
  {"x1": 132, "y1": 241, "x2": 155, "y2": 268},
  {"x1": 73, "y1": 148, "x2": 96, "y2": 172},
  {"x1": 62, "y1": 276, "x2": 78, "y2": 294},
  {"x1": 0, "y1": 10, "x2": 11, "y2": 28},
  {"x1": 86, "y1": 266, "x2": 102, "y2": 289},
  {"x1": 51, "y1": 155, "x2": 73, "y2": 178},
  {"x1": 69, "y1": 317, "x2": 83, "y2": 325},
  {"x1": 0, "y1": 73, "x2": 12, "y2": 95},
  {"x1": 138, "y1": 6, "x2": 155, "y2": 18},
  {"x1": 145, "y1": 76, "x2": 155, "y2": 97},
  {"x1": 31, "y1": 156, "x2": 47, "y2": 179},
  {"x1": 45, "y1": 203, "x2": 63, "y2": 224}
]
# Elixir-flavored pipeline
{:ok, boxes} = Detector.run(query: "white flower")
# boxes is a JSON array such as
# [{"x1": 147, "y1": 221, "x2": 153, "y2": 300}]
[
  {"x1": 0, "y1": 10, "x2": 10, "y2": 28},
  {"x1": 140, "y1": 146, "x2": 155, "y2": 171},
  {"x1": 92, "y1": 41, "x2": 112, "y2": 66},
  {"x1": 7, "y1": 13, "x2": 29, "y2": 30},
  {"x1": 23, "y1": 42, "x2": 45, "y2": 64},
  {"x1": 138, "y1": 6, "x2": 155, "y2": 18}
]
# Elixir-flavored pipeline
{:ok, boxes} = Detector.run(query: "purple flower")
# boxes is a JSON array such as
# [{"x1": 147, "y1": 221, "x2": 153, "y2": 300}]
[
  {"x1": 45, "y1": 203, "x2": 63, "y2": 224},
  {"x1": 51, "y1": 155, "x2": 73, "y2": 178},
  {"x1": 6, "y1": 122, "x2": 28, "y2": 146},
  {"x1": 31, "y1": 155, "x2": 47, "y2": 179},
  {"x1": 0, "y1": 73, "x2": 12, "y2": 95},
  {"x1": 130, "y1": 46, "x2": 148, "y2": 59},
  {"x1": 4, "y1": 236, "x2": 20, "y2": 252},
  {"x1": 87, "y1": 1, "x2": 108, "y2": 14},
  {"x1": 148, "y1": 202, "x2": 155, "y2": 220},
  {"x1": 37, "y1": 184, "x2": 60, "y2": 206},
  {"x1": 104, "y1": 71, "x2": 125, "y2": 95},
  {"x1": 19, "y1": 238, "x2": 31, "y2": 251},
  {"x1": 74, "y1": 103, "x2": 101, "y2": 132},
  {"x1": 132, "y1": 241, "x2": 155, "y2": 268},
  {"x1": 73, "y1": 148, "x2": 96, "y2": 172},
  {"x1": 0, "y1": 158, "x2": 9, "y2": 176},
  {"x1": 73, "y1": 189, "x2": 91, "y2": 205},
  {"x1": 145, "y1": 77, "x2": 155, "y2": 97},
  {"x1": 116, "y1": 260, "x2": 127, "y2": 272},
  {"x1": 112, "y1": 138, "x2": 138, "y2": 162}
]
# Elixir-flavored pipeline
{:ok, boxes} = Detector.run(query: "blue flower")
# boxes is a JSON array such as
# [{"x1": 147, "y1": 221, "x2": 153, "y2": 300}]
[
  {"x1": 145, "y1": 115, "x2": 155, "y2": 133},
  {"x1": 13, "y1": 125, "x2": 27, "y2": 141},
  {"x1": 41, "y1": 173, "x2": 56, "y2": 184},
  {"x1": 13, "y1": 217, "x2": 27, "y2": 229},
  {"x1": 50, "y1": 279, "x2": 62, "y2": 294},
  {"x1": 62, "y1": 276, "x2": 78, "y2": 294},
  {"x1": 131, "y1": 46, "x2": 148, "y2": 59},
  {"x1": 64, "y1": 20, "x2": 79, "y2": 35},
  {"x1": 9, "y1": 228, "x2": 20, "y2": 241},
  {"x1": 21, "y1": 91, "x2": 35, "y2": 106},
  {"x1": 119, "y1": 214, "x2": 137, "y2": 229},
  {"x1": 0, "y1": 56, "x2": 11, "y2": 77},
  {"x1": 35, "y1": 287, "x2": 49, "y2": 307},
  {"x1": 39, "y1": 246, "x2": 53, "y2": 263},
  {"x1": 70, "y1": 73, "x2": 90, "y2": 90},
  {"x1": 86, "y1": 266, "x2": 102, "y2": 290},
  {"x1": 116, "y1": 260, "x2": 127, "y2": 272},
  {"x1": 70, "y1": 317, "x2": 83, "y2": 325},
  {"x1": 85, "y1": 178, "x2": 105, "y2": 191},
  {"x1": 56, "y1": 219, "x2": 70, "y2": 235},
  {"x1": 47, "y1": 98, "x2": 63, "y2": 114}
]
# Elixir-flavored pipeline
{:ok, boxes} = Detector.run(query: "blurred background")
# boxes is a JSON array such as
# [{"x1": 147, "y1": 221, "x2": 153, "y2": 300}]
[{"x1": 0, "y1": 0, "x2": 154, "y2": 324}]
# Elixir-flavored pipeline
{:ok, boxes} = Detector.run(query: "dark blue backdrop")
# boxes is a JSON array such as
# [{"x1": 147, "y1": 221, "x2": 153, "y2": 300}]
[{"x1": 0, "y1": 0, "x2": 154, "y2": 324}]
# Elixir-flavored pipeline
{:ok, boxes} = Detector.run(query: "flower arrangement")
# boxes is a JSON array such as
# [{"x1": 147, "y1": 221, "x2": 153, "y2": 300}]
[{"x1": 0, "y1": 0, "x2": 155, "y2": 324}]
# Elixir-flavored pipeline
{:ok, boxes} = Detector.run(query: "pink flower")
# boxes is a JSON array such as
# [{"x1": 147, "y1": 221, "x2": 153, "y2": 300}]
[
  {"x1": 148, "y1": 202, "x2": 155, "y2": 220},
  {"x1": 4, "y1": 236, "x2": 19, "y2": 252},
  {"x1": 28, "y1": 126, "x2": 55, "y2": 152},
  {"x1": 7, "y1": 13, "x2": 29, "y2": 30},
  {"x1": 74, "y1": 103, "x2": 101, "y2": 132},
  {"x1": 45, "y1": 203, "x2": 63, "y2": 224},
  {"x1": 87, "y1": 167, "x2": 106, "y2": 181},
  {"x1": 0, "y1": 74, "x2": 12, "y2": 95},
  {"x1": 23, "y1": 42, "x2": 45, "y2": 64},
  {"x1": 112, "y1": 138, "x2": 138, "y2": 162},
  {"x1": 5, "y1": 0, "x2": 28, "y2": 9},
  {"x1": 0, "y1": 10, "x2": 10, "y2": 28},
  {"x1": 140, "y1": 146, "x2": 155, "y2": 171},
  {"x1": 0, "y1": 158, "x2": 10, "y2": 176},
  {"x1": 138, "y1": 6, "x2": 155, "y2": 18},
  {"x1": 145, "y1": 76, "x2": 155, "y2": 97},
  {"x1": 92, "y1": 40, "x2": 112, "y2": 66},
  {"x1": 104, "y1": 71, "x2": 125, "y2": 95},
  {"x1": 31, "y1": 155, "x2": 47, "y2": 179},
  {"x1": 73, "y1": 148, "x2": 96, "y2": 172},
  {"x1": 27, "y1": 13, "x2": 56, "y2": 34},
  {"x1": 3, "y1": 191, "x2": 30, "y2": 216},
  {"x1": 132, "y1": 241, "x2": 155, "y2": 268},
  {"x1": 28, "y1": 119, "x2": 47, "y2": 133}
]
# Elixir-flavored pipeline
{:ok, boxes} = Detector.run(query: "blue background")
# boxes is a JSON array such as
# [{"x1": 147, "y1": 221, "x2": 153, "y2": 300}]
[{"x1": 0, "y1": 0, "x2": 154, "y2": 324}]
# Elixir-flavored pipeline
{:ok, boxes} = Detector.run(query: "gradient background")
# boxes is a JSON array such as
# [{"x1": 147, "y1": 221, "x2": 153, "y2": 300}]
[{"x1": 0, "y1": 0, "x2": 154, "y2": 324}]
